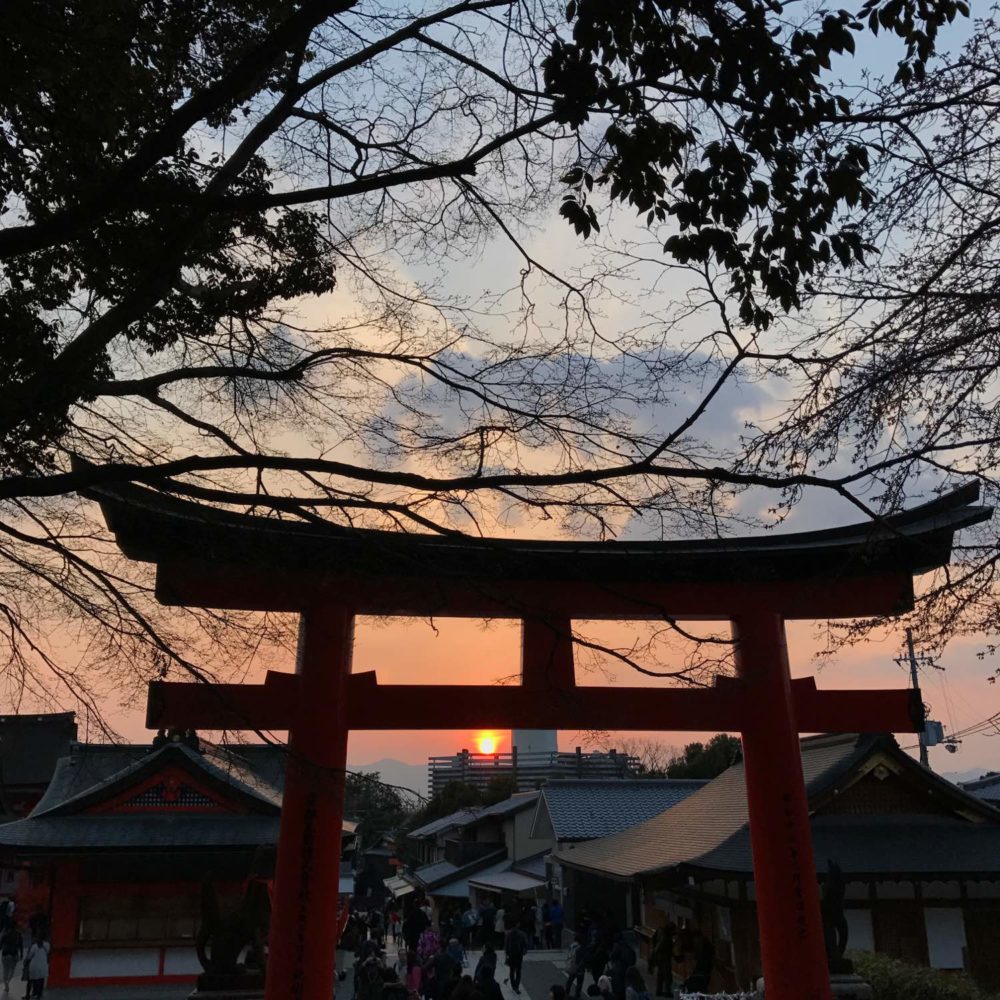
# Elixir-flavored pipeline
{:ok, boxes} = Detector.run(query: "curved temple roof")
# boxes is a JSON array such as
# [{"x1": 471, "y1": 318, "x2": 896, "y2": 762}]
[{"x1": 84, "y1": 478, "x2": 991, "y2": 617}]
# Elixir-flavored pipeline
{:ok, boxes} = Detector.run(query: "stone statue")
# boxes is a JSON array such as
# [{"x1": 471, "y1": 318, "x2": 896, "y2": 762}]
[
  {"x1": 760, "y1": 860, "x2": 872, "y2": 997},
  {"x1": 196, "y1": 846, "x2": 274, "y2": 993},
  {"x1": 821, "y1": 860, "x2": 852, "y2": 975}
]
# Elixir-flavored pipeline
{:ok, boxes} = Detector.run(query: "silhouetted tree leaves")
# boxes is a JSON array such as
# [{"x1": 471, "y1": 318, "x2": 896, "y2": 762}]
[{"x1": 544, "y1": 0, "x2": 965, "y2": 327}]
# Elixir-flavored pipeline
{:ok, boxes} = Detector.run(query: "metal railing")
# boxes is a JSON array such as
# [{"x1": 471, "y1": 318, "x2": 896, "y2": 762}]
[{"x1": 427, "y1": 747, "x2": 640, "y2": 794}]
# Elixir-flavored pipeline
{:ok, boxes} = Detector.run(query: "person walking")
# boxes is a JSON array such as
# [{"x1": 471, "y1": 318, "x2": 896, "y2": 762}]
[
  {"x1": 1, "y1": 922, "x2": 22, "y2": 993},
  {"x1": 519, "y1": 902, "x2": 535, "y2": 944},
  {"x1": 460, "y1": 906, "x2": 478, "y2": 949},
  {"x1": 503, "y1": 924, "x2": 529, "y2": 995},
  {"x1": 370, "y1": 908, "x2": 385, "y2": 947},
  {"x1": 608, "y1": 934, "x2": 635, "y2": 1000},
  {"x1": 406, "y1": 951, "x2": 423, "y2": 999},
  {"x1": 473, "y1": 942, "x2": 502, "y2": 1000},
  {"x1": 357, "y1": 952, "x2": 385, "y2": 1000},
  {"x1": 549, "y1": 900, "x2": 564, "y2": 949},
  {"x1": 648, "y1": 923, "x2": 675, "y2": 998},
  {"x1": 403, "y1": 907, "x2": 428, "y2": 954},
  {"x1": 679, "y1": 929, "x2": 714, "y2": 994},
  {"x1": 479, "y1": 901, "x2": 496, "y2": 949},
  {"x1": 21, "y1": 934, "x2": 48, "y2": 1000},
  {"x1": 493, "y1": 907, "x2": 505, "y2": 949},
  {"x1": 565, "y1": 933, "x2": 588, "y2": 999},
  {"x1": 587, "y1": 937, "x2": 608, "y2": 991},
  {"x1": 417, "y1": 927, "x2": 441, "y2": 965},
  {"x1": 534, "y1": 903, "x2": 545, "y2": 949},
  {"x1": 624, "y1": 967, "x2": 649, "y2": 1000},
  {"x1": 445, "y1": 937, "x2": 466, "y2": 970},
  {"x1": 432, "y1": 941, "x2": 460, "y2": 1000}
]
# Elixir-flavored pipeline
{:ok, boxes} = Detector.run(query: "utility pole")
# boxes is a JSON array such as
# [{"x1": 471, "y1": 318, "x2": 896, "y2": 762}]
[
  {"x1": 905, "y1": 629, "x2": 930, "y2": 767},
  {"x1": 895, "y1": 628, "x2": 943, "y2": 767}
]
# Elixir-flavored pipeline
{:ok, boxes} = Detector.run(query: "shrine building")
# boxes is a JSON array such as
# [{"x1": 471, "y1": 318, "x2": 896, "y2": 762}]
[
  {"x1": 0, "y1": 731, "x2": 356, "y2": 988},
  {"x1": 554, "y1": 732, "x2": 1000, "y2": 993}
]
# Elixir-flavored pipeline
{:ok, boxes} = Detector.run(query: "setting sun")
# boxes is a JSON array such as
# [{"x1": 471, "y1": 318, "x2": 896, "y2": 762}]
[{"x1": 476, "y1": 733, "x2": 499, "y2": 754}]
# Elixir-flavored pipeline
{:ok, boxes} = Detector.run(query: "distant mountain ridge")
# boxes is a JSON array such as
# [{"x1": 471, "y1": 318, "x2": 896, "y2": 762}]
[
  {"x1": 351, "y1": 758, "x2": 427, "y2": 798},
  {"x1": 943, "y1": 767, "x2": 996, "y2": 786}
]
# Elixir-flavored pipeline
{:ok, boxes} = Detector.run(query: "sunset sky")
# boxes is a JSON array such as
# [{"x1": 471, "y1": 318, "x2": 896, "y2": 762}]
[
  {"x1": 103, "y1": 606, "x2": 1000, "y2": 778},
  {"x1": 343, "y1": 615, "x2": 1000, "y2": 776},
  {"x1": 96, "y1": 609, "x2": 1000, "y2": 780}
]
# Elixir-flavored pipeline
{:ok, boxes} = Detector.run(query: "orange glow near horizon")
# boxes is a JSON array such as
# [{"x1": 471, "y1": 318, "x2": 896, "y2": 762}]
[{"x1": 476, "y1": 732, "x2": 500, "y2": 754}]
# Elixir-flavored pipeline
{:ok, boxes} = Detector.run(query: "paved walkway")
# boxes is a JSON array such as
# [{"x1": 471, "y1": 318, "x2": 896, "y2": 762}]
[{"x1": 38, "y1": 944, "x2": 673, "y2": 1000}]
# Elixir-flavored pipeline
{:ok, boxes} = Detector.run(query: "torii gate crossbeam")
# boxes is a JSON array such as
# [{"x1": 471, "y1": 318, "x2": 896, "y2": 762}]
[{"x1": 85, "y1": 479, "x2": 991, "y2": 1000}]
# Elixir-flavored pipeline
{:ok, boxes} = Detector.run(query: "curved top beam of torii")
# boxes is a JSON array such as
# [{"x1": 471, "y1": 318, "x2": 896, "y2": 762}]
[{"x1": 85, "y1": 478, "x2": 991, "y2": 621}]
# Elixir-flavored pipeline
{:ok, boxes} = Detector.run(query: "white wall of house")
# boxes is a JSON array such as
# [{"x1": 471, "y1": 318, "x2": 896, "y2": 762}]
[
  {"x1": 506, "y1": 808, "x2": 554, "y2": 862},
  {"x1": 924, "y1": 908, "x2": 967, "y2": 969}
]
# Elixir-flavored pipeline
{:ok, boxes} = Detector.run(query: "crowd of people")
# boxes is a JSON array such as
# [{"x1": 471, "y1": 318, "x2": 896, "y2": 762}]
[
  {"x1": 0, "y1": 899, "x2": 49, "y2": 999},
  {"x1": 341, "y1": 897, "x2": 713, "y2": 1000},
  {"x1": 564, "y1": 911, "x2": 714, "y2": 999},
  {"x1": 343, "y1": 896, "x2": 569, "y2": 1000}
]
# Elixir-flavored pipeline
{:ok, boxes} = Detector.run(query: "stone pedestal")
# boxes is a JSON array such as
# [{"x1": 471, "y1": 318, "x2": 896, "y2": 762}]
[
  {"x1": 829, "y1": 973, "x2": 873, "y2": 998},
  {"x1": 755, "y1": 973, "x2": 872, "y2": 999},
  {"x1": 188, "y1": 991, "x2": 265, "y2": 1000},
  {"x1": 189, "y1": 969, "x2": 266, "y2": 999}
]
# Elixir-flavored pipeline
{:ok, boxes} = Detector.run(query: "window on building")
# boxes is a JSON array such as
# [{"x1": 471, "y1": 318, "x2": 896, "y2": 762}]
[
  {"x1": 77, "y1": 895, "x2": 201, "y2": 943},
  {"x1": 845, "y1": 909, "x2": 874, "y2": 952},
  {"x1": 924, "y1": 907, "x2": 967, "y2": 970}
]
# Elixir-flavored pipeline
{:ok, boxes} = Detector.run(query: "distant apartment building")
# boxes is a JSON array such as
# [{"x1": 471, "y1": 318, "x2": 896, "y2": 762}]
[{"x1": 428, "y1": 728, "x2": 641, "y2": 794}]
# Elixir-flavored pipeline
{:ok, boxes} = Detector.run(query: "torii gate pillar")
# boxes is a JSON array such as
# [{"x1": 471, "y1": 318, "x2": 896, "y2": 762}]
[
  {"x1": 265, "y1": 605, "x2": 352, "y2": 1000},
  {"x1": 736, "y1": 610, "x2": 831, "y2": 1000}
]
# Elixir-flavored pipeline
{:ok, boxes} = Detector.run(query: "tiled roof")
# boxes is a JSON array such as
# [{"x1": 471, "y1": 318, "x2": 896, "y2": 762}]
[
  {"x1": 536, "y1": 778, "x2": 706, "y2": 841},
  {"x1": 0, "y1": 714, "x2": 77, "y2": 789},
  {"x1": 426, "y1": 855, "x2": 510, "y2": 898},
  {"x1": 468, "y1": 860, "x2": 545, "y2": 894},
  {"x1": 512, "y1": 852, "x2": 548, "y2": 879},
  {"x1": 29, "y1": 744, "x2": 149, "y2": 815},
  {"x1": 479, "y1": 791, "x2": 539, "y2": 818},
  {"x1": 407, "y1": 792, "x2": 539, "y2": 840},
  {"x1": 34, "y1": 741, "x2": 282, "y2": 817},
  {"x1": 411, "y1": 859, "x2": 460, "y2": 887},
  {"x1": 960, "y1": 772, "x2": 1000, "y2": 801},
  {"x1": 410, "y1": 850, "x2": 508, "y2": 894},
  {"x1": 553, "y1": 733, "x2": 1000, "y2": 880},
  {"x1": 407, "y1": 808, "x2": 483, "y2": 839},
  {"x1": 0, "y1": 814, "x2": 280, "y2": 850},
  {"x1": 29, "y1": 739, "x2": 290, "y2": 817},
  {"x1": 0, "y1": 737, "x2": 354, "y2": 852}
]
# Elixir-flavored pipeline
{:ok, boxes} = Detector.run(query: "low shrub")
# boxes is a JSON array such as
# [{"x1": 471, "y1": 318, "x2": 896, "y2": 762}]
[{"x1": 852, "y1": 951, "x2": 1000, "y2": 1000}]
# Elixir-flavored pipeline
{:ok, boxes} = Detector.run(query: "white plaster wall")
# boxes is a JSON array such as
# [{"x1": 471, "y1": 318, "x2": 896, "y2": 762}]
[
  {"x1": 924, "y1": 908, "x2": 967, "y2": 969},
  {"x1": 70, "y1": 948, "x2": 160, "y2": 978},
  {"x1": 163, "y1": 948, "x2": 202, "y2": 975},
  {"x1": 845, "y1": 909, "x2": 874, "y2": 952}
]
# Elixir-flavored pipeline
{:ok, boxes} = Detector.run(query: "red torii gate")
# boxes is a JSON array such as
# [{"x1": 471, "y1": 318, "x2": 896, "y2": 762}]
[{"x1": 89, "y1": 481, "x2": 990, "y2": 1000}]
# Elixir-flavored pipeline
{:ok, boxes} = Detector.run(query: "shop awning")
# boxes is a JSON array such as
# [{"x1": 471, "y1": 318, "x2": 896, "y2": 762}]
[
  {"x1": 385, "y1": 874, "x2": 416, "y2": 898},
  {"x1": 430, "y1": 857, "x2": 512, "y2": 899},
  {"x1": 468, "y1": 866, "x2": 545, "y2": 894}
]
